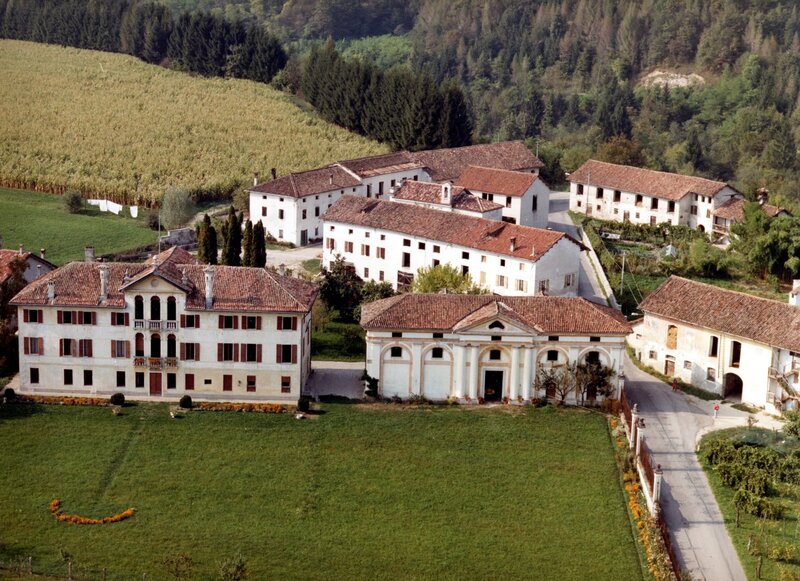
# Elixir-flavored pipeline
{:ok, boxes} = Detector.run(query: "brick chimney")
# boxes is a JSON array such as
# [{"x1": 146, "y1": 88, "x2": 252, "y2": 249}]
[
  {"x1": 204, "y1": 266, "x2": 214, "y2": 309},
  {"x1": 40, "y1": 248, "x2": 46, "y2": 259},
  {"x1": 84, "y1": 246, "x2": 95, "y2": 262},
  {"x1": 271, "y1": 168, "x2": 277, "y2": 180},
  {"x1": 253, "y1": 172, "x2": 259, "y2": 187},
  {"x1": 441, "y1": 183, "x2": 451, "y2": 204},
  {"x1": 18, "y1": 243, "x2": 24, "y2": 256},
  {"x1": 99, "y1": 264, "x2": 109, "y2": 302}
]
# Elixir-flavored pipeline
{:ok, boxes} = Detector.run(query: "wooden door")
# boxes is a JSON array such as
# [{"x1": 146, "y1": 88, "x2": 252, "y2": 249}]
[
  {"x1": 484, "y1": 370, "x2": 504, "y2": 402},
  {"x1": 664, "y1": 359, "x2": 675, "y2": 377},
  {"x1": 223, "y1": 374, "x2": 233, "y2": 392},
  {"x1": 149, "y1": 372, "x2": 162, "y2": 396}
]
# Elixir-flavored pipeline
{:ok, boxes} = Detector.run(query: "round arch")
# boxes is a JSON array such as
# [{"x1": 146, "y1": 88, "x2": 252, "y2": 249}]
[{"x1": 723, "y1": 373, "x2": 743, "y2": 400}]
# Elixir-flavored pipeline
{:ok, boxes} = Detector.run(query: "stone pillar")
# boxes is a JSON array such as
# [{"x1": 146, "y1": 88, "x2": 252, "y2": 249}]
[
  {"x1": 411, "y1": 343, "x2": 423, "y2": 396},
  {"x1": 468, "y1": 344, "x2": 480, "y2": 400},
  {"x1": 629, "y1": 404, "x2": 639, "y2": 449},
  {"x1": 653, "y1": 464, "x2": 663, "y2": 505},
  {"x1": 521, "y1": 346, "x2": 532, "y2": 402},
  {"x1": 453, "y1": 344, "x2": 465, "y2": 399},
  {"x1": 635, "y1": 420, "x2": 644, "y2": 458},
  {"x1": 510, "y1": 345, "x2": 521, "y2": 401}
]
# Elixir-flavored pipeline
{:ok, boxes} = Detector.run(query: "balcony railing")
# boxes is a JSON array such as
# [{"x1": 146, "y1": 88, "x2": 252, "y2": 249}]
[
  {"x1": 164, "y1": 357, "x2": 178, "y2": 368},
  {"x1": 148, "y1": 320, "x2": 162, "y2": 331},
  {"x1": 134, "y1": 320, "x2": 144, "y2": 329},
  {"x1": 133, "y1": 357, "x2": 177, "y2": 369},
  {"x1": 712, "y1": 224, "x2": 730, "y2": 235},
  {"x1": 134, "y1": 357, "x2": 147, "y2": 367},
  {"x1": 165, "y1": 321, "x2": 178, "y2": 330}
]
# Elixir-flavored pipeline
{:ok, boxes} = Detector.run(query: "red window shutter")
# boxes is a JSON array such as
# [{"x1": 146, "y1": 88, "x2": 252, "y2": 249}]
[
  {"x1": 292, "y1": 317, "x2": 298, "y2": 331},
  {"x1": 256, "y1": 316, "x2": 262, "y2": 330},
  {"x1": 234, "y1": 344, "x2": 240, "y2": 362},
  {"x1": 185, "y1": 374, "x2": 194, "y2": 390},
  {"x1": 180, "y1": 315, "x2": 186, "y2": 327},
  {"x1": 124, "y1": 313, "x2": 130, "y2": 326},
  {"x1": 72, "y1": 311, "x2": 78, "y2": 324},
  {"x1": 291, "y1": 345, "x2": 298, "y2": 364},
  {"x1": 241, "y1": 316, "x2": 248, "y2": 330},
  {"x1": 110, "y1": 313, "x2": 116, "y2": 326},
  {"x1": 110, "y1": 340, "x2": 115, "y2": 357},
  {"x1": 218, "y1": 315, "x2": 224, "y2": 329},
  {"x1": 125, "y1": 341, "x2": 130, "y2": 358},
  {"x1": 23, "y1": 337, "x2": 29, "y2": 355},
  {"x1": 256, "y1": 344, "x2": 262, "y2": 363},
  {"x1": 217, "y1": 343, "x2": 223, "y2": 362},
  {"x1": 87, "y1": 340, "x2": 93, "y2": 358},
  {"x1": 38, "y1": 337, "x2": 44, "y2": 355},
  {"x1": 38, "y1": 310, "x2": 43, "y2": 322},
  {"x1": 195, "y1": 343, "x2": 200, "y2": 360},
  {"x1": 180, "y1": 343, "x2": 186, "y2": 361},
  {"x1": 91, "y1": 312, "x2": 97, "y2": 325},
  {"x1": 276, "y1": 344, "x2": 282, "y2": 363},
  {"x1": 277, "y1": 316, "x2": 283, "y2": 330},
  {"x1": 23, "y1": 310, "x2": 29, "y2": 323},
  {"x1": 72, "y1": 339, "x2": 77, "y2": 357},
  {"x1": 59, "y1": 339, "x2": 64, "y2": 356},
  {"x1": 194, "y1": 315, "x2": 200, "y2": 328},
  {"x1": 233, "y1": 316, "x2": 238, "y2": 330},
  {"x1": 57, "y1": 311, "x2": 63, "y2": 324},
  {"x1": 79, "y1": 340, "x2": 84, "y2": 358}
]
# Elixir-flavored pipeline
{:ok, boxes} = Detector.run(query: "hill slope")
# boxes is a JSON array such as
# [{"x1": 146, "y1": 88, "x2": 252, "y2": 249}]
[{"x1": 0, "y1": 40, "x2": 386, "y2": 204}]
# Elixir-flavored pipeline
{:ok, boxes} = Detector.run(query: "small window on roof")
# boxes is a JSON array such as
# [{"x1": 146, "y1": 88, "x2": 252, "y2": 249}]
[{"x1": 488, "y1": 321, "x2": 505, "y2": 330}]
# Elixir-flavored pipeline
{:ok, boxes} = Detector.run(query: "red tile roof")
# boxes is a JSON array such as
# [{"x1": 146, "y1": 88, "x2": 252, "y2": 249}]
[
  {"x1": 249, "y1": 165, "x2": 361, "y2": 199},
  {"x1": 361, "y1": 294, "x2": 631, "y2": 335},
  {"x1": 410, "y1": 141, "x2": 544, "y2": 181},
  {"x1": 392, "y1": 180, "x2": 503, "y2": 213},
  {"x1": 338, "y1": 152, "x2": 423, "y2": 178},
  {"x1": 322, "y1": 196, "x2": 581, "y2": 261},
  {"x1": 10, "y1": 249, "x2": 317, "y2": 313},
  {"x1": 712, "y1": 198, "x2": 789, "y2": 221},
  {"x1": 638, "y1": 276, "x2": 800, "y2": 352},
  {"x1": 0, "y1": 249, "x2": 29, "y2": 284},
  {"x1": 455, "y1": 165, "x2": 539, "y2": 197},
  {"x1": 569, "y1": 160, "x2": 731, "y2": 201}
]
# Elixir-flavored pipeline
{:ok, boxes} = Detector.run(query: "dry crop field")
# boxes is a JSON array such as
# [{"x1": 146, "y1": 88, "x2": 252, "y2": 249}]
[{"x1": 0, "y1": 40, "x2": 386, "y2": 205}]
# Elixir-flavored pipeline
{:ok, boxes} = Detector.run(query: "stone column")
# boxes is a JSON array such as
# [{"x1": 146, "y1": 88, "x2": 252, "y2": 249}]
[
  {"x1": 468, "y1": 344, "x2": 480, "y2": 400},
  {"x1": 521, "y1": 346, "x2": 532, "y2": 402},
  {"x1": 453, "y1": 344, "x2": 465, "y2": 399},
  {"x1": 653, "y1": 464, "x2": 663, "y2": 505},
  {"x1": 509, "y1": 345, "x2": 521, "y2": 401},
  {"x1": 635, "y1": 420, "x2": 644, "y2": 458}
]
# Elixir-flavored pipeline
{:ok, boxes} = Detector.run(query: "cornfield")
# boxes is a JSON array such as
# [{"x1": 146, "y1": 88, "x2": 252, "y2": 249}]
[{"x1": 0, "y1": 40, "x2": 387, "y2": 205}]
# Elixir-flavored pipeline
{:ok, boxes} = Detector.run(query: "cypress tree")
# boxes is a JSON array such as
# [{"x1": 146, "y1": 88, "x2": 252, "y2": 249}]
[
  {"x1": 223, "y1": 206, "x2": 241, "y2": 266},
  {"x1": 242, "y1": 219, "x2": 253, "y2": 266},
  {"x1": 206, "y1": 223, "x2": 218, "y2": 265},
  {"x1": 252, "y1": 221, "x2": 266, "y2": 268}
]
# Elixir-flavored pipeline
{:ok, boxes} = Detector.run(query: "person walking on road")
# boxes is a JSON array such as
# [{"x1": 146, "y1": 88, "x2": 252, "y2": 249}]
[{"x1": 672, "y1": 378, "x2": 679, "y2": 392}]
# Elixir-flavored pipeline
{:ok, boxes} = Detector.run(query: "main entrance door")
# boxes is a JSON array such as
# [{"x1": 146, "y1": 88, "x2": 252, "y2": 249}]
[
  {"x1": 149, "y1": 372, "x2": 162, "y2": 396},
  {"x1": 300, "y1": 230, "x2": 308, "y2": 245},
  {"x1": 723, "y1": 373, "x2": 743, "y2": 400},
  {"x1": 665, "y1": 358, "x2": 675, "y2": 377},
  {"x1": 484, "y1": 370, "x2": 504, "y2": 402}
]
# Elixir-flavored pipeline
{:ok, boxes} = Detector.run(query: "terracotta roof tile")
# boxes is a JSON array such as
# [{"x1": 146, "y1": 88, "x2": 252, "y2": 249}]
[
  {"x1": 0, "y1": 249, "x2": 29, "y2": 284},
  {"x1": 455, "y1": 165, "x2": 539, "y2": 197},
  {"x1": 638, "y1": 276, "x2": 800, "y2": 352},
  {"x1": 338, "y1": 152, "x2": 422, "y2": 178},
  {"x1": 410, "y1": 141, "x2": 543, "y2": 181},
  {"x1": 569, "y1": 160, "x2": 731, "y2": 201},
  {"x1": 392, "y1": 180, "x2": 503, "y2": 213},
  {"x1": 249, "y1": 165, "x2": 361, "y2": 198},
  {"x1": 361, "y1": 294, "x2": 631, "y2": 335},
  {"x1": 322, "y1": 196, "x2": 581, "y2": 261}
]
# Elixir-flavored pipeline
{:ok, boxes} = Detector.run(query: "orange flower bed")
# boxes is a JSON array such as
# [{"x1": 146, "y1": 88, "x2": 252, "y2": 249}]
[
  {"x1": 196, "y1": 402, "x2": 288, "y2": 413},
  {"x1": 49, "y1": 499, "x2": 135, "y2": 525},
  {"x1": 19, "y1": 395, "x2": 108, "y2": 407}
]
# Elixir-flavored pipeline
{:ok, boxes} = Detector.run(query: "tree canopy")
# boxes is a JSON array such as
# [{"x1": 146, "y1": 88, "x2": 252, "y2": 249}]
[{"x1": 411, "y1": 264, "x2": 486, "y2": 294}]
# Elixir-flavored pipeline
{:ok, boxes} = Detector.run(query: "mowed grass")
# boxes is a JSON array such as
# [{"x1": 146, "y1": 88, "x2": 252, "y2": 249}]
[
  {"x1": 0, "y1": 40, "x2": 386, "y2": 204},
  {"x1": 0, "y1": 188, "x2": 156, "y2": 265},
  {"x1": 0, "y1": 403, "x2": 642, "y2": 580}
]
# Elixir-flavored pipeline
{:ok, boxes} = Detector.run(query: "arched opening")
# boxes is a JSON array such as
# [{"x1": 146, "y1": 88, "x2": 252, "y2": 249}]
[
  {"x1": 167, "y1": 296, "x2": 176, "y2": 321},
  {"x1": 585, "y1": 351, "x2": 600, "y2": 365},
  {"x1": 723, "y1": 373, "x2": 743, "y2": 400},
  {"x1": 150, "y1": 296, "x2": 161, "y2": 320},
  {"x1": 151, "y1": 333, "x2": 161, "y2": 358},
  {"x1": 134, "y1": 296, "x2": 144, "y2": 320},
  {"x1": 167, "y1": 334, "x2": 176, "y2": 358},
  {"x1": 488, "y1": 321, "x2": 505, "y2": 330},
  {"x1": 697, "y1": 225, "x2": 706, "y2": 233},
  {"x1": 135, "y1": 333, "x2": 144, "y2": 357},
  {"x1": 666, "y1": 325, "x2": 678, "y2": 349}
]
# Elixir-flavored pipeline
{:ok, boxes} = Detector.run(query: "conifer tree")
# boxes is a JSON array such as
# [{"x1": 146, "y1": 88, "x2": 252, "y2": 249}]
[
  {"x1": 206, "y1": 223, "x2": 218, "y2": 265},
  {"x1": 223, "y1": 206, "x2": 241, "y2": 266},
  {"x1": 242, "y1": 220, "x2": 253, "y2": 267},
  {"x1": 252, "y1": 221, "x2": 266, "y2": 268}
]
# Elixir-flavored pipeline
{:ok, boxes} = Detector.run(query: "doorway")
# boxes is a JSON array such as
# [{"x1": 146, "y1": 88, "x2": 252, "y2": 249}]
[
  {"x1": 664, "y1": 357, "x2": 675, "y2": 377},
  {"x1": 301, "y1": 230, "x2": 308, "y2": 246},
  {"x1": 483, "y1": 370, "x2": 504, "y2": 402},
  {"x1": 149, "y1": 372, "x2": 162, "y2": 396},
  {"x1": 723, "y1": 373, "x2": 743, "y2": 400}
]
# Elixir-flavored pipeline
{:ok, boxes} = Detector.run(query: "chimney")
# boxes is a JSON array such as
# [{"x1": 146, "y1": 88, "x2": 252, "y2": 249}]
[
  {"x1": 204, "y1": 266, "x2": 214, "y2": 309},
  {"x1": 99, "y1": 264, "x2": 109, "y2": 302},
  {"x1": 47, "y1": 280, "x2": 55, "y2": 302},
  {"x1": 329, "y1": 173, "x2": 334, "y2": 186},
  {"x1": 278, "y1": 263, "x2": 286, "y2": 277},
  {"x1": 757, "y1": 187, "x2": 769, "y2": 206},
  {"x1": 253, "y1": 172, "x2": 259, "y2": 187},
  {"x1": 510, "y1": 236, "x2": 517, "y2": 252},
  {"x1": 530, "y1": 246, "x2": 536, "y2": 257},
  {"x1": 84, "y1": 246, "x2": 95, "y2": 262},
  {"x1": 40, "y1": 248, "x2": 46, "y2": 259},
  {"x1": 790, "y1": 280, "x2": 800, "y2": 307},
  {"x1": 18, "y1": 243, "x2": 24, "y2": 256},
  {"x1": 271, "y1": 167, "x2": 277, "y2": 180},
  {"x1": 441, "y1": 183, "x2": 451, "y2": 204}
]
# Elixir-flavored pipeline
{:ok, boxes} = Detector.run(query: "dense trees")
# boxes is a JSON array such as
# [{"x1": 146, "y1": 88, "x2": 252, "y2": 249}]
[{"x1": 411, "y1": 264, "x2": 485, "y2": 294}]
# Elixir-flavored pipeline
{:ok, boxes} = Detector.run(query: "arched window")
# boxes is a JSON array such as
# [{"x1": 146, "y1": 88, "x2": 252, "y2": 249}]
[
  {"x1": 167, "y1": 334, "x2": 176, "y2": 358},
  {"x1": 134, "y1": 296, "x2": 144, "y2": 320},
  {"x1": 151, "y1": 333, "x2": 161, "y2": 358},
  {"x1": 666, "y1": 325, "x2": 678, "y2": 350},
  {"x1": 150, "y1": 296, "x2": 161, "y2": 320},
  {"x1": 135, "y1": 333, "x2": 144, "y2": 357},
  {"x1": 488, "y1": 321, "x2": 505, "y2": 330},
  {"x1": 585, "y1": 351, "x2": 600, "y2": 365},
  {"x1": 167, "y1": 296, "x2": 176, "y2": 321}
]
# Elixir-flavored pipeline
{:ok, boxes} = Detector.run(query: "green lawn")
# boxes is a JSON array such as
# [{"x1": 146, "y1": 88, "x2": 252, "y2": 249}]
[
  {"x1": 0, "y1": 403, "x2": 643, "y2": 580},
  {"x1": 0, "y1": 188, "x2": 157, "y2": 265},
  {"x1": 311, "y1": 321, "x2": 365, "y2": 362}
]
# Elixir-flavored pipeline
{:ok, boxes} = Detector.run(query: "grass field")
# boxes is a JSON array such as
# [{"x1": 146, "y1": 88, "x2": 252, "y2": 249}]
[
  {"x1": 0, "y1": 40, "x2": 386, "y2": 204},
  {"x1": 311, "y1": 321, "x2": 365, "y2": 362},
  {"x1": 0, "y1": 403, "x2": 642, "y2": 580},
  {"x1": 0, "y1": 188, "x2": 157, "y2": 265}
]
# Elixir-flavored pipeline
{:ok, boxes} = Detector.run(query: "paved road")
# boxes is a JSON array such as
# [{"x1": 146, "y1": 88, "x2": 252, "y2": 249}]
[
  {"x1": 305, "y1": 361, "x2": 364, "y2": 400},
  {"x1": 548, "y1": 190, "x2": 608, "y2": 304},
  {"x1": 623, "y1": 355, "x2": 782, "y2": 581}
]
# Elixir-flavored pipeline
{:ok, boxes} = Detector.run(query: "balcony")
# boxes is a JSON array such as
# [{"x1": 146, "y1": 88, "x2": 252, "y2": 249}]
[
  {"x1": 165, "y1": 321, "x2": 178, "y2": 331},
  {"x1": 712, "y1": 223, "x2": 730, "y2": 235},
  {"x1": 164, "y1": 357, "x2": 178, "y2": 368},
  {"x1": 133, "y1": 357, "x2": 177, "y2": 369},
  {"x1": 148, "y1": 320, "x2": 162, "y2": 331},
  {"x1": 134, "y1": 320, "x2": 144, "y2": 329},
  {"x1": 134, "y1": 357, "x2": 147, "y2": 367}
]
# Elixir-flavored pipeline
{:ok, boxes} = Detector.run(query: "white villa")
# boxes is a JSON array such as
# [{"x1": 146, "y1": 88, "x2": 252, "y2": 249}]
[
  {"x1": 321, "y1": 195, "x2": 583, "y2": 295},
  {"x1": 11, "y1": 247, "x2": 318, "y2": 402},
  {"x1": 630, "y1": 276, "x2": 800, "y2": 412},
  {"x1": 361, "y1": 293, "x2": 631, "y2": 403},
  {"x1": 568, "y1": 160, "x2": 741, "y2": 233},
  {"x1": 248, "y1": 141, "x2": 543, "y2": 246}
]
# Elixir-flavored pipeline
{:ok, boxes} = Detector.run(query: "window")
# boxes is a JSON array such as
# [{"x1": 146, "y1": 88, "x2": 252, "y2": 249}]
[
  {"x1": 649, "y1": 350, "x2": 657, "y2": 360},
  {"x1": 707, "y1": 368, "x2": 716, "y2": 381},
  {"x1": 516, "y1": 279, "x2": 527, "y2": 292},
  {"x1": 185, "y1": 374, "x2": 194, "y2": 390},
  {"x1": 364, "y1": 232, "x2": 370, "y2": 238},
  {"x1": 532, "y1": 196, "x2": 538, "y2": 211},
  {"x1": 61, "y1": 339, "x2": 74, "y2": 356},
  {"x1": 364, "y1": 268, "x2": 369, "y2": 278},
  {"x1": 278, "y1": 209, "x2": 284, "y2": 219},
  {"x1": 315, "y1": 207, "x2": 320, "y2": 217},
  {"x1": 547, "y1": 350, "x2": 558, "y2": 362},
  {"x1": 222, "y1": 343, "x2": 235, "y2": 362},
  {"x1": 150, "y1": 334, "x2": 161, "y2": 357},
  {"x1": 585, "y1": 351, "x2": 600, "y2": 364},
  {"x1": 379, "y1": 271, "x2": 385, "y2": 281},
  {"x1": 538, "y1": 279, "x2": 549, "y2": 293},
  {"x1": 150, "y1": 297, "x2": 160, "y2": 320},
  {"x1": 431, "y1": 347, "x2": 444, "y2": 359},
  {"x1": 432, "y1": 259, "x2": 440, "y2": 267},
  {"x1": 64, "y1": 369, "x2": 73, "y2": 386},
  {"x1": 613, "y1": 190, "x2": 621, "y2": 202},
  {"x1": 488, "y1": 321, "x2": 505, "y2": 330},
  {"x1": 462, "y1": 251, "x2": 469, "y2": 260},
  {"x1": 380, "y1": 234, "x2": 386, "y2": 240},
  {"x1": 281, "y1": 376, "x2": 291, "y2": 393},
  {"x1": 668, "y1": 201, "x2": 675, "y2": 213},
  {"x1": 247, "y1": 375, "x2": 256, "y2": 392},
  {"x1": 135, "y1": 333, "x2": 144, "y2": 357},
  {"x1": 61, "y1": 310, "x2": 73, "y2": 324},
  {"x1": 392, "y1": 332, "x2": 402, "y2": 338},
  {"x1": 344, "y1": 241, "x2": 354, "y2": 253},
  {"x1": 590, "y1": 336, "x2": 601, "y2": 343},
  {"x1": 30, "y1": 367, "x2": 39, "y2": 384},
  {"x1": 112, "y1": 340, "x2": 128, "y2": 358},
  {"x1": 302, "y1": 209, "x2": 307, "y2": 219},
  {"x1": 243, "y1": 343, "x2": 261, "y2": 363},
  {"x1": 489, "y1": 349, "x2": 502, "y2": 360},
  {"x1": 377, "y1": 247, "x2": 386, "y2": 259},
  {"x1": 220, "y1": 315, "x2": 236, "y2": 329},
  {"x1": 433, "y1": 332, "x2": 444, "y2": 339},
  {"x1": 367, "y1": 184, "x2": 372, "y2": 197},
  {"x1": 326, "y1": 238, "x2": 335, "y2": 250},
  {"x1": 402, "y1": 253, "x2": 411, "y2": 268},
  {"x1": 731, "y1": 341, "x2": 742, "y2": 367},
  {"x1": 651, "y1": 198, "x2": 658, "y2": 210},
  {"x1": 684, "y1": 360, "x2": 692, "y2": 370},
  {"x1": 577, "y1": 184, "x2": 584, "y2": 195},
  {"x1": 505, "y1": 196, "x2": 512, "y2": 208},
  {"x1": 182, "y1": 314, "x2": 199, "y2": 328},
  {"x1": 378, "y1": 181, "x2": 384, "y2": 196},
  {"x1": 278, "y1": 229, "x2": 283, "y2": 239},
  {"x1": 278, "y1": 344, "x2": 295, "y2": 363},
  {"x1": 577, "y1": 200, "x2": 582, "y2": 207},
  {"x1": 479, "y1": 271, "x2": 486, "y2": 284},
  {"x1": 390, "y1": 347, "x2": 403, "y2": 358},
  {"x1": 391, "y1": 179, "x2": 396, "y2": 188},
  {"x1": 243, "y1": 315, "x2": 260, "y2": 330},
  {"x1": 24, "y1": 309, "x2": 42, "y2": 323},
  {"x1": 666, "y1": 325, "x2": 678, "y2": 349},
  {"x1": 709, "y1": 336, "x2": 719, "y2": 357},
  {"x1": 418, "y1": 242, "x2": 426, "y2": 250},
  {"x1": 167, "y1": 373, "x2": 176, "y2": 389},
  {"x1": 650, "y1": 216, "x2": 657, "y2": 226},
  {"x1": 635, "y1": 194, "x2": 643, "y2": 206},
  {"x1": 403, "y1": 239, "x2": 411, "y2": 247},
  {"x1": 491, "y1": 335, "x2": 502, "y2": 342},
  {"x1": 596, "y1": 187, "x2": 604, "y2": 199},
  {"x1": 23, "y1": 337, "x2": 43, "y2": 355},
  {"x1": 496, "y1": 275, "x2": 507, "y2": 288},
  {"x1": 461, "y1": 265, "x2": 469, "y2": 275},
  {"x1": 204, "y1": 378, "x2": 212, "y2": 385},
  {"x1": 182, "y1": 342, "x2": 199, "y2": 361},
  {"x1": 167, "y1": 336, "x2": 177, "y2": 360},
  {"x1": 111, "y1": 312, "x2": 127, "y2": 326},
  {"x1": 361, "y1": 244, "x2": 370, "y2": 256},
  {"x1": 690, "y1": 205, "x2": 698, "y2": 215},
  {"x1": 262, "y1": 207, "x2": 267, "y2": 217},
  {"x1": 433, "y1": 245, "x2": 440, "y2": 253},
  {"x1": 500, "y1": 259, "x2": 505, "y2": 267},
  {"x1": 83, "y1": 370, "x2": 92, "y2": 386},
  {"x1": 135, "y1": 372, "x2": 145, "y2": 388}
]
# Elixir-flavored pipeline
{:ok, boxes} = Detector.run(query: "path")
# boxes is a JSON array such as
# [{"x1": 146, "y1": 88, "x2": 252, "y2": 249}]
[
  {"x1": 548, "y1": 190, "x2": 608, "y2": 305},
  {"x1": 266, "y1": 243, "x2": 322, "y2": 272},
  {"x1": 305, "y1": 361, "x2": 364, "y2": 400},
  {"x1": 623, "y1": 354, "x2": 782, "y2": 581}
]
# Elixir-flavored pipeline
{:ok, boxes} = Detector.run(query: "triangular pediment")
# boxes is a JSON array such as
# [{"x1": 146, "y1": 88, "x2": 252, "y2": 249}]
[
  {"x1": 121, "y1": 269, "x2": 189, "y2": 294},
  {"x1": 452, "y1": 301, "x2": 540, "y2": 335}
]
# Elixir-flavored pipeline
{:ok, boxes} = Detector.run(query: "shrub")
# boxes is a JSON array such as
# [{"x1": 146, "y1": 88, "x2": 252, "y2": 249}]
[
  {"x1": 297, "y1": 396, "x2": 311, "y2": 412},
  {"x1": 109, "y1": 393, "x2": 125, "y2": 406},
  {"x1": 784, "y1": 410, "x2": 800, "y2": 438},
  {"x1": 3, "y1": 387, "x2": 16, "y2": 401},
  {"x1": 179, "y1": 395, "x2": 193, "y2": 409},
  {"x1": 64, "y1": 190, "x2": 83, "y2": 214},
  {"x1": 160, "y1": 188, "x2": 196, "y2": 229}
]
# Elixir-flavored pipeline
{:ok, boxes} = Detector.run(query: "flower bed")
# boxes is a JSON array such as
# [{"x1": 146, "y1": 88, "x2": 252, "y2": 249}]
[
  {"x1": 49, "y1": 499, "x2": 135, "y2": 525},
  {"x1": 18, "y1": 395, "x2": 108, "y2": 407},
  {"x1": 195, "y1": 402, "x2": 288, "y2": 414}
]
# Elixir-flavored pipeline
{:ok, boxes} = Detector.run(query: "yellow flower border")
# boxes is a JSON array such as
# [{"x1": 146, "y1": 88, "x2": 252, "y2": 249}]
[{"x1": 49, "y1": 499, "x2": 135, "y2": 525}]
